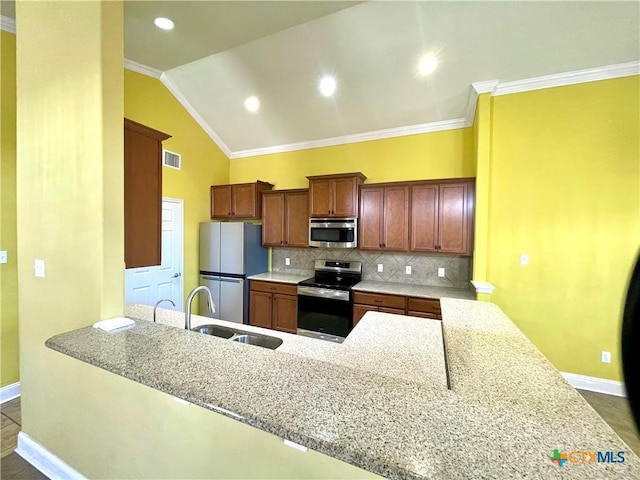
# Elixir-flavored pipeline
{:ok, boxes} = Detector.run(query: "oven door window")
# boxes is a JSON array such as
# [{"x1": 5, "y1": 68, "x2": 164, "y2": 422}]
[
  {"x1": 309, "y1": 227, "x2": 354, "y2": 243},
  {"x1": 298, "y1": 295, "x2": 351, "y2": 338}
]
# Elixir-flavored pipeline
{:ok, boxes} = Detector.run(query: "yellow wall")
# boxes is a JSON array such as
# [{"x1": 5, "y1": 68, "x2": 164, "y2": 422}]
[
  {"x1": 487, "y1": 76, "x2": 640, "y2": 381},
  {"x1": 17, "y1": 0, "x2": 124, "y2": 455},
  {"x1": 0, "y1": 30, "x2": 19, "y2": 387},
  {"x1": 124, "y1": 70, "x2": 229, "y2": 304},
  {"x1": 230, "y1": 128, "x2": 474, "y2": 188}
]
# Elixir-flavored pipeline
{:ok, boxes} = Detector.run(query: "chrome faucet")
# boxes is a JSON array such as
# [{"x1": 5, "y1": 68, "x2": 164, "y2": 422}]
[
  {"x1": 185, "y1": 286, "x2": 215, "y2": 330},
  {"x1": 153, "y1": 299, "x2": 176, "y2": 322}
]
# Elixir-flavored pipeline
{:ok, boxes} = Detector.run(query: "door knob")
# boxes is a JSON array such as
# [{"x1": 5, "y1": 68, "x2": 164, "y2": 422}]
[{"x1": 173, "y1": 272, "x2": 181, "y2": 278}]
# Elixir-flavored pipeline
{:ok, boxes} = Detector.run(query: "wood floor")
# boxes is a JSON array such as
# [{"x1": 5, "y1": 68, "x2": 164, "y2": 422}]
[
  {"x1": 0, "y1": 390, "x2": 638, "y2": 478},
  {"x1": 1, "y1": 397, "x2": 47, "y2": 480}
]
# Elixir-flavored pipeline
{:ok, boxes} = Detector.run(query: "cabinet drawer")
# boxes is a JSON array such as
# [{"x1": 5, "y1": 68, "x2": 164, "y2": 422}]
[
  {"x1": 407, "y1": 310, "x2": 442, "y2": 320},
  {"x1": 406, "y1": 297, "x2": 441, "y2": 314},
  {"x1": 250, "y1": 280, "x2": 297, "y2": 296},
  {"x1": 352, "y1": 292, "x2": 406, "y2": 309}
]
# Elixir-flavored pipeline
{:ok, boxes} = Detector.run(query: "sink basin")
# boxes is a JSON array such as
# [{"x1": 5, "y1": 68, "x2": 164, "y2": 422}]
[
  {"x1": 191, "y1": 324, "x2": 236, "y2": 339},
  {"x1": 231, "y1": 334, "x2": 283, "y2": 350},
  {"x1": 191, "y1": 324, "x2": 283, "y2": 350}
]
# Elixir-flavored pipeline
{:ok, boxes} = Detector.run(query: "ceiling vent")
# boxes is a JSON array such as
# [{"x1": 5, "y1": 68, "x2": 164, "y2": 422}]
[{"x1": 163, "y1": 149, "x2": 181, "y2": 170}]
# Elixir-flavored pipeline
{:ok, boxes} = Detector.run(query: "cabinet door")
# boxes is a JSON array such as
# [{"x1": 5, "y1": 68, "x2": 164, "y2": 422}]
[
  {"x1": 438, "y1": 182, "x2": 471, "y2": 255},
  {"x1": 309, "y1": 179, "x2": 332, "y2": 217},
  {"x1": 273, "y1": 294, "x2": 298, "y2": 334},
  {"x1": 262, "y1": 193, "x2": 285, "y2": 247},
  {"x1": 249, "y1": 290, "x2": 272, "y2": 328},
  {"x1": 232, "y1": 183, "x2": 257, "y2": 218},
  {"x1": 407, "y1": 311, "x2": 442, "y2": 320},
  {"x1": 332, "y1": 177, "x2": 358, "y2": 217},
  {"x1": 352, "y1": 304, "x2": 378, "y2": 327},
  {"x1": 359, "y1": 187, "x2": 384, "y2": 250},
  {"x1": 410, "y1": 184, "x2": 439, "y2": 252},
  {"x1": 379, "y1": 307, "x2": 405, "y2": 315},
  {"x1": 285, "y1": 191, "x2": 309, "y2": 247},
  {"x1": 211, "y1": 185, "x2": 232, "y2": 218},
  {"x1": 124, "y1": 121, "x2": 169, "y2": 268},
  {"x1": 383, "y1": 186, "x2": 409, "y2": 252}
]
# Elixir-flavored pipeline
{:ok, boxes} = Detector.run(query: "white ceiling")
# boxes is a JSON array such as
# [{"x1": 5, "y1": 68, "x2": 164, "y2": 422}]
[{"x1": 4, "y1": 1, "x2": 639, "y2": 156}]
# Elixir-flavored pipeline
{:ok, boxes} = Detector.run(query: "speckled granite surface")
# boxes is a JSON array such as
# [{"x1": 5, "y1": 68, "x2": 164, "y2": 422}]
[
  {"x1": 247, "y1": 271, "x2": 312, "y2": 284},
  {"x1": 353, "y1": 280, "x2": 475, "y2": 300},
  {"x1": 46, "y1": 302, "x2": 640, "y2": 479}
]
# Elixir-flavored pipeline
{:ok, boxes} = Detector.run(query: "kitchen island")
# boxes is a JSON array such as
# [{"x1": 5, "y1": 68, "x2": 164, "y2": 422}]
[{"x1": 45, "y1": 299, "x2": 640, "y2": 479}]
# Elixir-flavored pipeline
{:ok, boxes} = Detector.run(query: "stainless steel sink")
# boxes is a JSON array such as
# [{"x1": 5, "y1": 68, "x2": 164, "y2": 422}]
[
  {"x1": 191, "y1": 324, "x2": 236, "y2": 339},
  {"x1": 191, "y1": 324, "x2": 282, "y2": 350},
  {"x1": 231, "y1": 334, "x2": 283, "y2": 350}
]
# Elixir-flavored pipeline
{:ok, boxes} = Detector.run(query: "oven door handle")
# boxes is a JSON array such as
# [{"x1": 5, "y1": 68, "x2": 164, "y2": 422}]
[{"x1": 297, "y1": 286, "x2": 350, "y2": 302}]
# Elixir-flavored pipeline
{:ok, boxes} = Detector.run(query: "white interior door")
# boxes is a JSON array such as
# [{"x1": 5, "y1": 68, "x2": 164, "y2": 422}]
[{"x1": 125, "y1": 198, "x2": 184, "y2": 310}]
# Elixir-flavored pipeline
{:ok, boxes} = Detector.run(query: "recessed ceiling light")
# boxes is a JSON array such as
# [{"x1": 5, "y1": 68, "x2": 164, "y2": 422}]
[
  {"x1": 244, "y1": 96, "x2": 260, "y2": 113},
  {"x1": 319, "y1": 76, "x2": 337, "y2": 97},
  {"x1": 418, "y1": 54, "x2": 438, "y2": 76},
  {"x1": 154, "y1": 17, "x2": 174, "y2": 31}
]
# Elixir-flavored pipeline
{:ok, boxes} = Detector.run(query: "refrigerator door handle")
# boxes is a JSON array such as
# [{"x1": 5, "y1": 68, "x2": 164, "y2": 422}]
[
  {"x1": 218, "y1": 278, "x2": 241, "y2": 284},
  {"x1": 201, "y1": 275, "x2": 221, "y2": 281}
]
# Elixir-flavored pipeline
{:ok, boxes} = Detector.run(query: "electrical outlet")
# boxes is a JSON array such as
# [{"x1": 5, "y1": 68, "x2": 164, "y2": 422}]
[
  {"x1": 520, "y1": 254, "x2": 529, "y2": 265},
  {"x1": 405, "y1": 266, "x2": 412, "y2": 275},
  {"x1": 0, "y1": 250, "x2": 7, "y2": 264},
  {"x1": 34, "y1": 259, "x2": 45, "y2": 278},
  {"x1": 285, "y1": 257, "x2": 290, "y2": 266},
  {"x1": 601, "y1": 351, "x2": 611, "y2": 364},
  {"x1": 377, "y1": 263, "x2": 384, "y2": 273},
  {"x1": 438, "y1": 267, "x2": 445, "y2": 277}
]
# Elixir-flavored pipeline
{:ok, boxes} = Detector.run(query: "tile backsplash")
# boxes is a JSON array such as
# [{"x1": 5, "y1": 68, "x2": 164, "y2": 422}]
[{"x1": 272, "y1": 248, "x2": 472, "y2": 289}]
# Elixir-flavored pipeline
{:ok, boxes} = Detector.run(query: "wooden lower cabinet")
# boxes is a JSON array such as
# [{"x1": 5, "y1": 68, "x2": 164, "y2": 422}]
[
  {"x1": 352, "y1": 291, "x2": 442, "y2": 326},
  {"x1": 249, "y1": 281, "x2": 298, "y2": 334}
]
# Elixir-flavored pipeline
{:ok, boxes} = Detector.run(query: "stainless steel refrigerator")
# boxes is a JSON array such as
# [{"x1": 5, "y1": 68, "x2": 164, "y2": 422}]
[{"x1": 198, "y1": 222, "x2": 268, "y2": 324}]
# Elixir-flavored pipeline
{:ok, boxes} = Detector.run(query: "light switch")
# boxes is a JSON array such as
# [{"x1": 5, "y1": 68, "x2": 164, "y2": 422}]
[
  {"x1": 285, "y1": 257, "x2": 290, "y2": 266},
  {"x1": 377, "y1": 263, "x2": 383, "y2": 273},
  {"x1": 405, "y1": 266, "x2": 412, "y2": 275},
  {"x1": 438, "y1": 267, "x2": 445, "y2": 277},
  {"x1": 0, "y1": 251, "x2": 7, "y2": 264},
  {"x1": 35, "y1": 259, "x2": 45, "y2": 278}
]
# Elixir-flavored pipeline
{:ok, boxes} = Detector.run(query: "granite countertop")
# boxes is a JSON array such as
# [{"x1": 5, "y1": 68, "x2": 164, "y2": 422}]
[
  {"x1": 46, "y1": 302, "x2": 640, "y2": 479},
  {"x1": 247, "y1": 271, "x2": 313, "y2": 284},
  {"x1": 352, "y1": 280, "x2": 475, "y2": 300}
]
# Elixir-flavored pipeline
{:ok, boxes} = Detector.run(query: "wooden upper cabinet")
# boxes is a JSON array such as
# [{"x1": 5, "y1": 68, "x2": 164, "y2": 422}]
[
  {"x1": 124, "y1": 118, "x2": 171, "y2": 269},
  {"x1": 359, "y1": 187, "x2": 384, "y2": 250},
  {"x1": 262, "y1": 192, "x2": 285, "y2": 247},
  {"x1": 410, "y1": 179, "x2": 474, "y2": 255},
  {"x1": 307, "y1": 172, "x2": 366, "y2": 218},
  {"x1": 210, "y1": 185, "x2": 232, "y2": 218},
  {"x1": 210, "y1": 181, "x2": 274, "y2": 219},
  {"x1": 285, "y1": 190, "x2": 309, "y2": 247},
  {"x1": 359, "y1": 185, "x2": 409, "y2": 251},
  {"x1": 262, "y1": 189, "x2": 309, "y2": 248},
  {"x1": 410, "y1": 183, "x2": 439, "y2": 253},
  {"x1": 438, "y1": 182, "x2": 473, "y2": 255}
]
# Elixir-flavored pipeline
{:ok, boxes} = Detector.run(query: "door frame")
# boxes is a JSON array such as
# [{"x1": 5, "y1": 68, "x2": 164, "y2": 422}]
[{"x1": 163, "y1": 197, "x2": 184, "y2": 310}]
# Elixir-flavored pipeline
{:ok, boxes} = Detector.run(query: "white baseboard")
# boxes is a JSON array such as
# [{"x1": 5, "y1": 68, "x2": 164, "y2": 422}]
[
  {"x1": 16, "y1": 432, "x2": 86, "y2": 480},
  {"x1": 0, "y1": 381, "x2": 20, "y2": 403},
  {"x1": 562, "y1": 372, "x2": 626, "y2": 397}
]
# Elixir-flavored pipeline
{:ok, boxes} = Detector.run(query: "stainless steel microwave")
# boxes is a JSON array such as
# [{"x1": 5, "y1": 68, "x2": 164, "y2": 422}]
[{"x1": 308, "y1": 218, "x2": 357, "y2": 248}]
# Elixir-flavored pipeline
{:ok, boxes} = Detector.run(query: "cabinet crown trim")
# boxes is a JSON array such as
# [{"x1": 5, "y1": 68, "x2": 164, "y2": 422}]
[{"x1": 306, "y1": 172, "x2": 367, "y2": 181}]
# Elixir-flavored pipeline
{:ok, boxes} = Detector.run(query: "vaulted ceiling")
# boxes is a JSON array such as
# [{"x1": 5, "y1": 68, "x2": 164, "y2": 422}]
[{"x1": 3, "y1": 1, "x2": 639, "y2": 157}]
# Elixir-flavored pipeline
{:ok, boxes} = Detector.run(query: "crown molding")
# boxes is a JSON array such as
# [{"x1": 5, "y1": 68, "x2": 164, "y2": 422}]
[
  {"x1": 464, "y1": 80, "x2": 499, "y2": 126},
  {"x1": 124, "y1": 59, "x2": 162, "y2": 79},
  {"x1": 230, "y1": 118, "x2": 468, "y2": 159},
  {"x1": 0, "y1": 15, "x2": 16, "y2": 33},
  {"x1": 159, "y1": 73, "x2": 233, "y2": 158},
  {"x1": 494, "y1": 61, "x2": 640, "y2": 97}
]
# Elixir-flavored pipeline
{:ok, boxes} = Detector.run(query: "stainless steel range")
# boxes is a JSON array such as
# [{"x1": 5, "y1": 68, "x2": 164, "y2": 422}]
[{"x1": 297, "y1": 260, "x2": 362, "y2": 343}]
